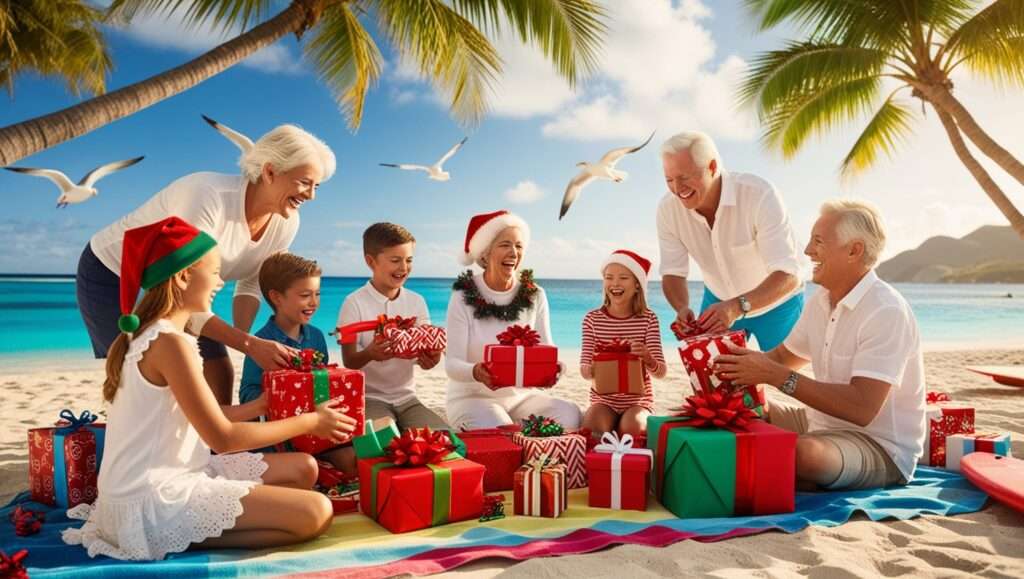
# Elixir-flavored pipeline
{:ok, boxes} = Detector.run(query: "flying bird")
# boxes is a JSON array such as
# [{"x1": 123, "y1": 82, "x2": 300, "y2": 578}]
[
  {"x1": 558, "y1": 131, "x2": 655, "y2": 220},
  {"x1": 4, "y1": 157, "x2": 145, "y2": 208},
  {"x1": 380, "y1": 137, "x2": 468, "y2": 182},
  {"x1": 202, "y1": 114, "x2": 254, "y2": 154}
]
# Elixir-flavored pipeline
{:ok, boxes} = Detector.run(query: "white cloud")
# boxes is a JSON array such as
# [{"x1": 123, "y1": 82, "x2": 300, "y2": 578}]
[
  {"x1": 504, "y1": 180, "x2": 546, "y2": 204},
  {"x1": 484, "y1": 37, "x2": 577, "y2": 118}
]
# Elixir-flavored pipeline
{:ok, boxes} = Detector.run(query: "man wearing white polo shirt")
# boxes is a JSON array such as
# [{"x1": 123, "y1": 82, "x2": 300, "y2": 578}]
[
  {"x1": 658, "y1": 131, "x2": 804, "y2": 350},
  {"x1": 717, "y1": 199, "x2": 926, "y2": 490}
]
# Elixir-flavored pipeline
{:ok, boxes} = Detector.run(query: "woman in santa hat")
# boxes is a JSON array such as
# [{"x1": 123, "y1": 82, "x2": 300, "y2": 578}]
[{"x1": 444, "y1": 210, "x2": 581, "y2": 430}]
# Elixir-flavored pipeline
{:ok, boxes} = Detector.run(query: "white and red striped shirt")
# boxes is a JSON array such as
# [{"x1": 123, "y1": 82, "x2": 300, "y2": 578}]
[{"x1": 580, "y1": 308, "x2": 667, "y2": 412}]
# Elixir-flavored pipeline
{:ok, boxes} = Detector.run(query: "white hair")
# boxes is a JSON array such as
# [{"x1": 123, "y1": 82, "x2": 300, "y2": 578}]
[
  {"x1": 820, "y1": 198, "x2": 887, "y2": 267},
  {"x1": 660, "y1": 131, "x2": 721, "y2": 170},
  {"x1": 240, "y1": 124, "x2": 336, "y2": 184}
]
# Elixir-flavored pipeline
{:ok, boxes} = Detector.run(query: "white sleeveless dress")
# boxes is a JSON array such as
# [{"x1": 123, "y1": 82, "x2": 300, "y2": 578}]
[{"x1": 62, "y1": 319, "x2": 268, "y2": 560}]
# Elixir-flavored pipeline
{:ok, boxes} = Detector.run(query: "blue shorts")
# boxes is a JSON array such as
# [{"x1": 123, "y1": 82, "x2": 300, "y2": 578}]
[
  {"x1": 700, "y1": 286, "x2": 804, "y2": 351},
  {"x1": 76, "y1": 243, "x2": 228, "y2": 360}
]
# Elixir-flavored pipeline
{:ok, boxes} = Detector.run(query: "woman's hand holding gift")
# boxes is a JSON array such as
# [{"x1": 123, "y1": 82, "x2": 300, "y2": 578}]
[
  {"x1": 473, "y1": 362, "x2": 496, "y2": 388},
  {"x1": 311, "y1": 399, "x2": 357, "y2": 443}
]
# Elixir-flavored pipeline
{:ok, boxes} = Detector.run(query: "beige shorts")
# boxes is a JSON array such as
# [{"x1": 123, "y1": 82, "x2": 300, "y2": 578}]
[
  {"x1": 365, "y1": 396, "x2": 449, "y2": 431},
  {"x1": 769, "y1": 400, "x2": 904, "y2": 490}
]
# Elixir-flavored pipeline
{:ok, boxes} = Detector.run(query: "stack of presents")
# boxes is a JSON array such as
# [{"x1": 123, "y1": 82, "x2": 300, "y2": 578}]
[{"x1": 28, "y1": 325, "x2": 1014, "y2": 533}]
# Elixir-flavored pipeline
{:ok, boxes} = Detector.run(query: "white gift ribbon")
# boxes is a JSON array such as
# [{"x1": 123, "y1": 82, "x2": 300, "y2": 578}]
[
  {"x1": 515, "y1": 345, "x2": 525, "y2": 387},
  {"x1": 593, "y1": 432, "x2": 653, "y2": 509},
  {"x1": 523, "y1": 452, "x2": 562, "y2": 516}
]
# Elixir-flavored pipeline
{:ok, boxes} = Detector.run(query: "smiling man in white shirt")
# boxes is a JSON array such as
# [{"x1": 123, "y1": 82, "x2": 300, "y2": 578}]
[
  {"x1": 716, "y1": 199, "x2": 926, "y2": 490},
  {"x1": 658, "y1": 131, "x2": 804, "y2": 350}
]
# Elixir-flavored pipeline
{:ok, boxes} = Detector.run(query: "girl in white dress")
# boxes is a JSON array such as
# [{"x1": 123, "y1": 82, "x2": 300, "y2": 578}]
[{"x1": 63, "y1": 216, "x2": 356, "y2": 561}]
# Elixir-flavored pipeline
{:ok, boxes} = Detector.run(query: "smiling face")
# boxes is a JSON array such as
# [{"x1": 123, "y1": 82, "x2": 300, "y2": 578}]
[
  {"x1": 662, "y1": 149, "x2": 717, "y2": 212},
  {"x1": 269, "y1": 275, "x2": 321, "y2": 326},
  {"x1": 179, "y1": 248, "x2": 223, "y2": 313},
  {"x1": 603, "y1": 263, "x2": 640, "y2": 311},
  {"x1": 263, "y1": 162, "x2": 324, "y2": 219},
  {"x1": 483, "y1": 227, "x2": 525, "y2": 279},
  {"x1": 805, "y1": 211, "x2": 864, "y2": 290},
  {"x1": 367, "y1": 242, "x2": 414, "y2": 296}
]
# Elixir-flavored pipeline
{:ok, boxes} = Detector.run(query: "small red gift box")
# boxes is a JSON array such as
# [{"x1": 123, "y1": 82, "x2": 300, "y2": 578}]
[
  {"x1": 335, "y1": 316, "x2": 446, "y2": 359},
  {"x1": 484, "y1": 325, "x2": 558, "y2": 388},
  {"x1": 678, "y1": 330, "x2": 764, "y2": 415},
  {"x1": 592, "y1": 339, "x2": 644, "y2": 395},
  {"x1": 512, "y1": 430, "x2": 588, "y2": 489},
  {"x1": 513, "y1": 455, "x2": 567, "y2": 517},
  {"x1": 265, "y1": 351, "x2": 365, "y2": 454},
  {"x1": 919, "y1": 394, "x2": 974, "y2": 467},
  {"x1": 28, "y1": 410, "x2": 106, "y2": 508},
  {"x1": 586, "y1": 432, "x2": 652, "y2": 511},
  {"x1": 461, "y1": 434, "x2": 523, "y2": 492}
]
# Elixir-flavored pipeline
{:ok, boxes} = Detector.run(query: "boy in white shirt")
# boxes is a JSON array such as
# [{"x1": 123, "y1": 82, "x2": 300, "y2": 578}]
[{"x1": 338, "y1": 223, "x2": 448, "y2": 430}]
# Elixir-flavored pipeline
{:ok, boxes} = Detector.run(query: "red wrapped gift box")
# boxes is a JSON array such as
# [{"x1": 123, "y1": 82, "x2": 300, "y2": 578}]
[
  {"x1": 678, "y1": 330, "x2": 764, "y2": 414},
  {"x1": 461, "y1": 434, "x2": 523, "y2": 492},
  {"x1": 592, "y1": 339, "x2": 644, "y2": 395},
  {"x1": 513, "y1": 457, "x2": 567, "y2": 517},
  {"x1": 265, "y1": 358, "x2": 365, "y2": 454},
  {"x1": 358, "y1": 455, "x2": 484, "y2": 533},
  {"x1": 586, "y1": 433, "x2": 652, "y2": 511},
  {"x1": 28, "y1": 410, "x2": 106, "y2": 508},
  {"x1": 920, "y1": 400, "x2": 974, "y2": 467},
  {"x1": 380, "y1": 324, "x2": 447, "y2": 359},
  {"x1": 512, "y1": 431, "x2": 588, "y2": 489},
  {"x1": 483, "y1": 325, "x2": 558, "y2": 388}
]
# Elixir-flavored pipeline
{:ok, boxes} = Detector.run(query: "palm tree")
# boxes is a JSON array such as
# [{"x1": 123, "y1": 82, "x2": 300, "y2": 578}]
[
  {"x1": 0, "y1": 0, "x2": 606, "y2": 165},
  {"x1": 739, "y1": 0, "x2": 1024, "y2": 237},
  {"x1": 1, "y1": 0, "x2": 111, "y2": 96}
]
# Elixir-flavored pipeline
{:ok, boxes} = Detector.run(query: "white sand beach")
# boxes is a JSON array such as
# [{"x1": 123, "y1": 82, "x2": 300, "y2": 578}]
[{"x1": 2, "y1": 348, "x2": 1022, "y2": 577}]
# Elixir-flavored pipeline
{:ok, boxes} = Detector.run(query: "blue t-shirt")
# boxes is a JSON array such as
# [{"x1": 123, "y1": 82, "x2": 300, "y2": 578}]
[{"x1": 239, "y1": 316, "x2": 330, "y2": 404}]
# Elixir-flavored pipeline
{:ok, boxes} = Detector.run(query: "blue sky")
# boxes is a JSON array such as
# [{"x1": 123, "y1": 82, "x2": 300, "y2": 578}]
[{"x1": 1, "y1": 0, "x2": 1021, "y2": 279}]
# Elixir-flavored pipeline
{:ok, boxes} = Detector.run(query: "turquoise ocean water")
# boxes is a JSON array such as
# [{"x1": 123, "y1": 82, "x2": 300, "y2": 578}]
[{"x1": 1, "y1": 276, "x2": 1023, "y2": 359}]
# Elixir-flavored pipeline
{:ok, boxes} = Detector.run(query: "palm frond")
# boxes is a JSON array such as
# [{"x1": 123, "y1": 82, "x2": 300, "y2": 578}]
[
  {"x1": 742, "y1": 0, "x2": 908, "y2": 48},
  {"x1": 375, "y1": 0, "x2": 501, "y2": 126},
  {"x1": 762, "y1": 75, "x2": 882, "y2": 157},
  {"x1": 108, "y1": 0, "x2": 271, "y2": 33},
  {"x1": 840, "y1": 94, "x2": 915, "y2": 179},
  {"x1": 451, "y1": 0, "x2": 607, "y2": 86},
  {"x1": 943, "y1": 0, "x2": 1024, "y2": 87},
  {"x1": 305, "y1": 3, "x2": 383, "y2": 130}
]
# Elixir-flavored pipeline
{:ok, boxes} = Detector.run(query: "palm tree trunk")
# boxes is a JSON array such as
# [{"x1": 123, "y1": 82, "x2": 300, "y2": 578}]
[
  {"x1": 0, "y1": 2, "x2": 310, "y2": 165},
  {"x1": 922, "y1": 84, "x2": 1024, "y2": 188},
  {"x1": 933, "y1": 106, "x2": 1024, "y2": 239}
]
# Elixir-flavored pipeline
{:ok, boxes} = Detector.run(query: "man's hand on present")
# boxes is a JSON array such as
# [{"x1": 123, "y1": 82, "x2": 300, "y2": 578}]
[
  {"x1": 311, "y1": 399, "x2": 358, "y2": 443},
  {"x1": 416, "y1": 350, "x2": 442, "y2": 370},
  {"x1": 696, "y1": 299, "x2": 741, "y2": 335},
  {"x1": 247, "y1": 337, "x2": 299, "y2": 370},
  {"x1": 363, "y1": 337, "x2": 395, "y2": 362},
  {"x1": 714, "y1": 342, "x2": 789, "y2": 387},
  {"x1": 673, "y1": 307, "x2": 698, "y2": 335},
  {"x1": 473, "y1": 362, "x2": 496, "y2": 388}
]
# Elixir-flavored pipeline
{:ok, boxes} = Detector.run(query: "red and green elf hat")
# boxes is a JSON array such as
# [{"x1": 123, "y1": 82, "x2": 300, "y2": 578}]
[{"x1": 118, "y1": 216, "x2": 217, "y2": 333}]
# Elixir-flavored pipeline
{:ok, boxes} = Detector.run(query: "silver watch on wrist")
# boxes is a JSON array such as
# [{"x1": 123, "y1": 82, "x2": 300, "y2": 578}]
[
  {"x1": 737, "y1": 295, "x2": 752, "y2": 318},
  {"x1": 780, "y1": 371, "x2": 799, "y2": 395}
]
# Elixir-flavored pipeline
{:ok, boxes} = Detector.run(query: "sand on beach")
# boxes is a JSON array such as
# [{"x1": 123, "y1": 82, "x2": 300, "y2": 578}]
[{"x1": 2, "y1": 347, "x2": 1022, "y2": 577}]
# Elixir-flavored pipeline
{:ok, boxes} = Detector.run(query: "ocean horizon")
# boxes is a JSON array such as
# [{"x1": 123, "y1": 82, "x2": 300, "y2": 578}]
[{"x1": 2, "y1": 275, "x2": 1023, "y2": 361}]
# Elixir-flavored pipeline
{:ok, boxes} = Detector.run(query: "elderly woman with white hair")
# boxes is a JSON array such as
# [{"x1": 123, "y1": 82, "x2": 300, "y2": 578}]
[
  {"x1": 444, "y1": 210, "x2": 581, "y2": 430},
  {"x1": 77, "y1": 124, "x2": 336, "y2": 403}
]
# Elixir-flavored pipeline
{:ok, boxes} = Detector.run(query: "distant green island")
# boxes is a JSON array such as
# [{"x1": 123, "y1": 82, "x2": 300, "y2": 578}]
[{"x1": 878, "y1": 225, "x2": 1024, "y2": 283}]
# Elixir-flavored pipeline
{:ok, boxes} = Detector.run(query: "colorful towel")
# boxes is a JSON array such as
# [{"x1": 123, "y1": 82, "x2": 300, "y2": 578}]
[{"x1": 0, "y1": 467, "x2": 988, "y2": 578}]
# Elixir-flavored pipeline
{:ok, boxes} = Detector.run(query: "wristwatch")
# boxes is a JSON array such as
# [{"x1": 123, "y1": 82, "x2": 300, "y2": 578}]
[
  {"x1": 737, "y1": 295, "x2": 752, "y2": 318},
  {"x1": 780, "y1": 371, "x2": 799, "y2": 395}
]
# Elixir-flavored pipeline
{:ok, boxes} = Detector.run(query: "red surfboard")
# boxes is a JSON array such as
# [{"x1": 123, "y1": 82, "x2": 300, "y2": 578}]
[
  {"x1": 965, "y1": 366, "x2": 1024, "y2": 388},
  {"x1": 961, "y1": 453, "x2": 1024, "y2": 515}
]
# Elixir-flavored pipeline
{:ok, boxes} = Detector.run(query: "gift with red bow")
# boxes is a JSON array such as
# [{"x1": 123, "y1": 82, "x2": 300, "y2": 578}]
[
  {"x1": 592, "y1": 339, "x2": 645, "y2": 395},
  {"x1": 677, "y1": 330, "x2": 765, "y2": 416},
  {"x1": 28, "y1": 409, "x2": 106, "y2": 508},
  {"x1": 483, "y1": 325, "x2": 559, "y2": 388},
  {"x1": 919, "y1": 391, "x2": 975, "y2": 468},
  {"x1": 513, "y1": 453, "x2": 567, "y2": 518},
  {"x1": 512, "y1": 415, "x2": 588, "y2": 489},
  {"x1": 315, "y1": 460, "x2": 360, "y2": 515},
  {"x1": 333, "y1": 315, "x2": 447, "y2": 359},
  {"x1": 647, "y1": 389, "x2": 796, "y2": 518},
  {"x1": 0, "y1": 549, "x2": 28, "y2": 579},
  {"x1": 356, "y1": 425, "x2": 484, "y2": 533},
  {"x1": 264, "y1": 348, "x2": 365, "y2": 454}
]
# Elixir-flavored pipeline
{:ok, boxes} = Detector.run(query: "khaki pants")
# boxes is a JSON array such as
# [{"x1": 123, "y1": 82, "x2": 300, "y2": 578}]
[
  {"x1": 770, "y1": 400, "x2": 904, "y2": 490},
  {"x1": 365, "y1": 397, "x2": 449, "y2": 431}
]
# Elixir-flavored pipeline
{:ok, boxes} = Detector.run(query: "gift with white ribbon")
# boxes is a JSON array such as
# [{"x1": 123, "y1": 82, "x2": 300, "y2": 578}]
[
  {"x1": 586, "y1": 432, "x2": 653, "y2": 511},
  {"x1": 514, "y1": 452, "x2": 566, "y2": 517}
]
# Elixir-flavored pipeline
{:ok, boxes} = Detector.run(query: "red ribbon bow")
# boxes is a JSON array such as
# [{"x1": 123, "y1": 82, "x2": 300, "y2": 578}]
[
  {"x1": 595, "y1": 338, "x2": 632, "y2": 354},
  {"x1": 0, "y1": 549, "x2": 28, "y2": 579},
  {"x1": 674, "y1": 388, "x2": 758, "y2": 429},
  {"x1": 926, "y1": 392, "x2": 951, "y2": 404},
  {"x1": 291, "y1": 348, "x2": 327, "y2": 371},
  {"x1": 496, "y1": 325, "x2": 541, "y2": 347},
  {"x1": 9, "y1": 506, "x2": 44, "y2": 537},
  {"x1": 670, "y1": 320, "x2": 700, "y2": 340},
  {"x1": 385, "y1": 428, "x2": 455, "y2": 467},
  {"x1": 377, "y1": 315, "x2": 418, "y2": 332}
]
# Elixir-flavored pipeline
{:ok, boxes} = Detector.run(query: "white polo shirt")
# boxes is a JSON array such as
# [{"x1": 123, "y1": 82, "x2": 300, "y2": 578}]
[
  {"x1": 783, "y1": 270, "x2": 926, "y2": 480},
  {"x1": 656, "y1": 171, "x2": 803, "y2": 316},
  {"x1": 337, "y1": 282, "x2": 431, "y2": 405}
]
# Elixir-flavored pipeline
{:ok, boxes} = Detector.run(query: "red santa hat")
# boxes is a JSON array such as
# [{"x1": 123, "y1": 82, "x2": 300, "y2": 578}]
[
  {"x1": 459, "y1": 210, "x2": 531, "y2": 266},
  {"x1": 118, "y1": 216, "x2": 217, "y2": 333},
  {"x1": 601, "y1": 249, "x2": 652, "y2": 296}
]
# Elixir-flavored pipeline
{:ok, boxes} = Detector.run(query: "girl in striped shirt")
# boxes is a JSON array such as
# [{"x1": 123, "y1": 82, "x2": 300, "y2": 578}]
[{"x1": 580, "y1": 250, "x2": 667, "y2": 437}]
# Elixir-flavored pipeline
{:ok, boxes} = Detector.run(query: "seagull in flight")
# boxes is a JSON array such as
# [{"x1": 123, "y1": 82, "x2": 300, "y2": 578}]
[
  {"x1": 4, "y1": 157, "x2": 145, "y2": 208},
  {"x1": 202, "y1": 114, "x2": 254, "y2": 154},
  {"x1": 559, "y1": 131, "x2": 655, "y2": 220},
  {"x1": 380, "y1": 137, "x2": 468, "y2": 182}
]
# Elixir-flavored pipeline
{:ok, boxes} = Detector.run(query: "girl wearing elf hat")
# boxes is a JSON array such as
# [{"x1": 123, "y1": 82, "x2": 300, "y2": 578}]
[
  {"x1": 64, "y1": 216, "x2": 355, "y2": 561},
  {"x1": 78, "y1": 124, "x2": 335, "y2": 405},
  {"x1": 579, "y1": 250, "x2": 667, "y2": 438},
  {"x1": 444, "y1": 210, "x2": 581, "y2": 430}
]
